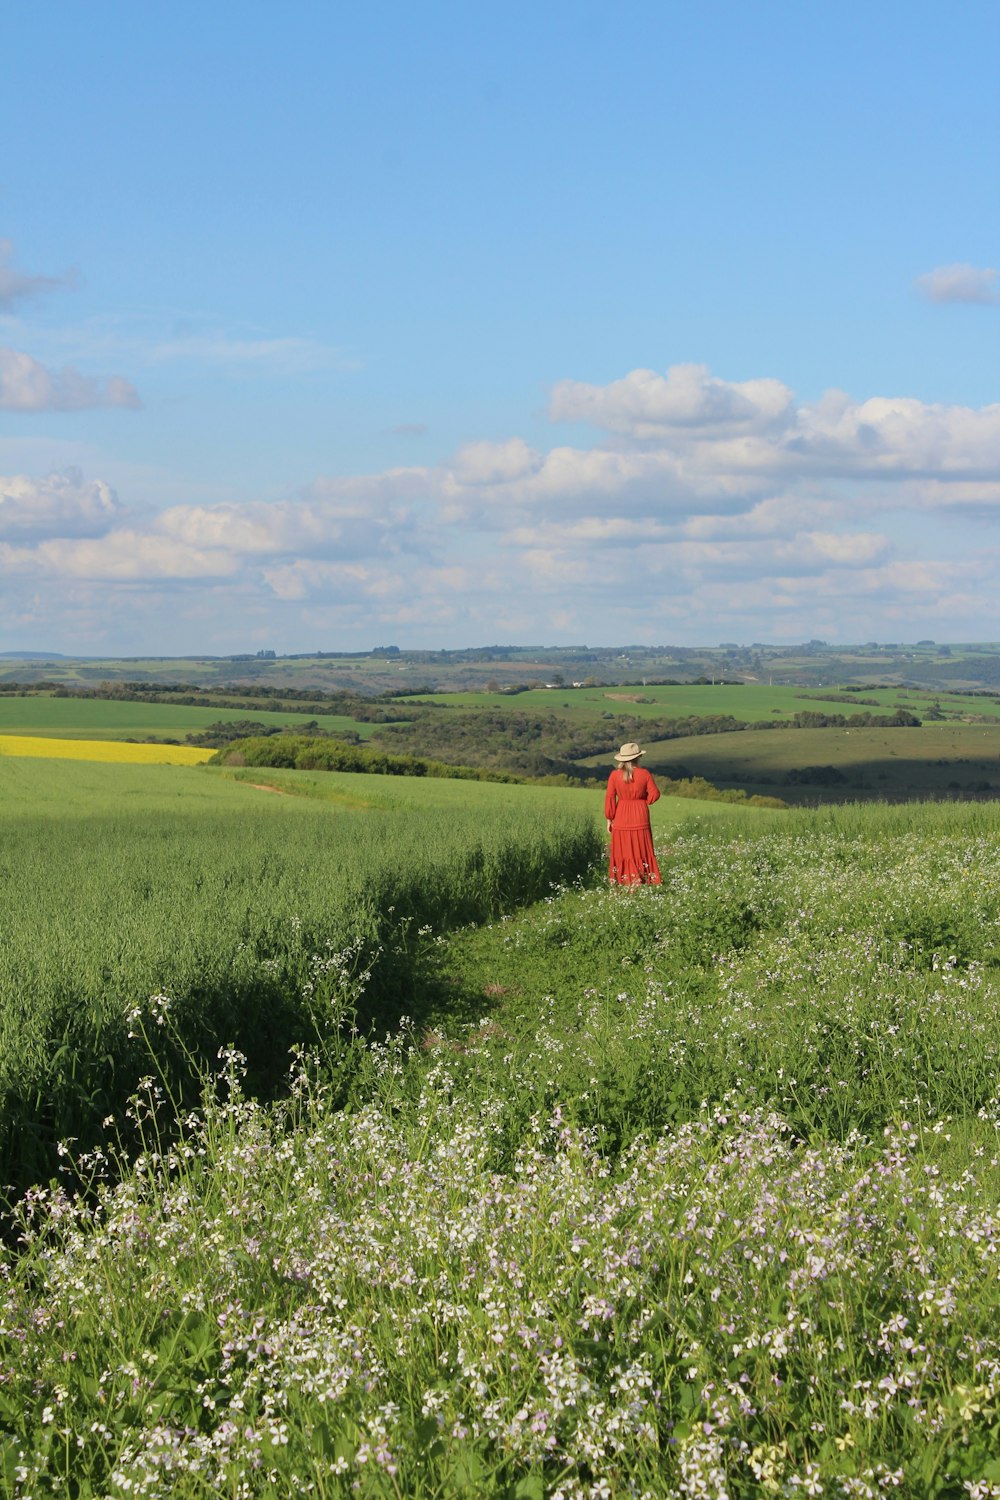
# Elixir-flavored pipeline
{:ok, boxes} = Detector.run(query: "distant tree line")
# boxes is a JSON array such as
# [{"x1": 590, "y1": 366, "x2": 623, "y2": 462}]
[
  {"x1": 211, "y1": 736, "x2": 523, "y2": 783},
  {"x1": 185, "y1": 719, "x2": 355, "y2": 747},
  {"x1": 368, "y1": 707, "x2": 923, "y2": 779}
]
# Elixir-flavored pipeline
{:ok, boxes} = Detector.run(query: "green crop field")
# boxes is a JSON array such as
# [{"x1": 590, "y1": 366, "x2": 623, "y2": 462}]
[
  {"x1": 0, "y1": 751, "x2": 751, "y2": 830},
  {"x1": 398, "y1": 682, "x2": 828, "y2": 720},
  {"x1": 398, "y1": 680, "x2": 1000, "y2": 724},
  {"x1": 0, "y1": 693, "x2": 381, "y2": 742},
  {"x1": 0, "y1": 757, "x2": 605, "y2": 1200},
  {"x1": 6, "y1": 795, "x2": 1000, "y2": 1495}
]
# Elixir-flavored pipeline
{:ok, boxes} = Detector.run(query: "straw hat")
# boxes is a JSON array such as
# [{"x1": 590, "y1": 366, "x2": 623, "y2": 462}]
[{"x1": 613, "y1": 741, "x2": 644, "y2": 763}]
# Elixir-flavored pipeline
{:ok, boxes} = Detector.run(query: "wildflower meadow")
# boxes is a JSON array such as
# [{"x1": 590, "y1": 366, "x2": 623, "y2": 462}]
[{"x1": 3, "y1": 786, "x2": 1000, "y2": 1497}]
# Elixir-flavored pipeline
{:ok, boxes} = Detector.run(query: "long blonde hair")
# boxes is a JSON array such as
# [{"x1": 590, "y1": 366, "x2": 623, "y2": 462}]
[{"x1": 621, "y1": 760, "x2": 635, "y2": 783}]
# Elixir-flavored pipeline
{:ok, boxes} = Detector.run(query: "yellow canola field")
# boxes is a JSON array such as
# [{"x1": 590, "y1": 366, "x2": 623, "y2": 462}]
[{"x1": 0, "y1": 735, "x2": 214, "y2": 766}]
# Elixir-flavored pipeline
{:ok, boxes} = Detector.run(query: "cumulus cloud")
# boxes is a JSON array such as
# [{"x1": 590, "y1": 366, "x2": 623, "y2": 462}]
[
  {"x1": 0, "y1": 530, "x2": 241, "y2": 582},
  {"x1": 4, "y1": 359, "x2": 1000, "y2": 648},
  {"x1": 914, "y1": 263, "x2": 999, "y2": 305},
  {"x1": 449, "y1": 438, "x2": 541, "y2": 486},
  {"x1": 550, "y1": 364, "x2": 794, "y2": 438},
  {"x1": 440, "y1": 443, "x2": 761, "y2": 525},
  {"x1": 154, "y1": 488, "x2": 415, "y2": 562},
  {"x1": 0, "y1": 463, "x2": 421, "y2": 591},
  {"x1": 262, "y1": 559, "x2": 393, "y2": 603},
  {"x1": 546, "y1": 367, "x2": 1000, "y2": 491},
  {"x1": 0, "y1": 347, "x2": 141, "y2": 412},
  {"x1": 511, "y1": 530, "x2": 890, "y2": 591},
  {"x1": 0, "y1": 470, "x2": 124, "y2": 542},
  {"x1": 0, "y1": 240, "x2": 71, "y2": 311},
  {"x1": 785, "y1": 390, "x2": 1000, "y2": 476},
  {"x1": 437, "y1": 379, "x2": 1000, "y2": 534}
]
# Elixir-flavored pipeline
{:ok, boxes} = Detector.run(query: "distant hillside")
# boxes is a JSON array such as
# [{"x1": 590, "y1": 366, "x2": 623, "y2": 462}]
[{"x1": 2, "y1": 642, "x2": 1000, "y2": 694}]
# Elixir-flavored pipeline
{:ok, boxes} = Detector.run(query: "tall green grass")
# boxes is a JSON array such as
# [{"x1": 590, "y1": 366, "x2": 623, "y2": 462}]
[{"x1": 0, "y1": 761, "x2": 600, "y2": 1196}]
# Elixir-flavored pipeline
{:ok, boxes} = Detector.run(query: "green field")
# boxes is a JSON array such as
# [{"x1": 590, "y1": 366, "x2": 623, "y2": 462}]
[
  {"x1": 399, "y1": 682, "x2": 834, "y2": 720},
  {"x1": 399, "y1": 680, "x2": 1000, "y2": 723},
  {"x1": 210, "y1": 763, "x2": 753, "y2": 834},
  {"x1": 0, "y1": 753, "x2": 725, "y2": 825},
  {"x1": 7, "y1": 796, "x2": 1000, "y2": 1494},
  {"x1": 8, "y1": 680, "x2": 1000, "y2": 807},
  {"x1": 0, "y1": 757, "x2": 603, "y2": 1198},
  {"x1": 621, "y1": 722, "x2": 1000, "y2": 802},
  {"x1": 0, "y1": 694, "x2": 381, "y2": 742}
]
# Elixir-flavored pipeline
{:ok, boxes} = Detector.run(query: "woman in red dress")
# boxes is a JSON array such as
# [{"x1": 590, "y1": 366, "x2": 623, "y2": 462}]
[{"x1": 605, "y1": 741, "x2": 662, "y2": 885}]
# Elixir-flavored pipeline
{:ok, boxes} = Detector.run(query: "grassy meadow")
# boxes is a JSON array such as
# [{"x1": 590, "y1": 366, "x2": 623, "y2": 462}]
[
  {"x1": 629, "y1": 722, "x2": 1000, "y2": 803},
  {"x1": 4, "y1": 795, "x2": 1000, "y2": 1495}
]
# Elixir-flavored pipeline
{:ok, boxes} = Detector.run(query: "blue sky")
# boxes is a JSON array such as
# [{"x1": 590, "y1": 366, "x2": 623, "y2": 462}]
[{"x1": 2, "y1": 0, "x2": 998, "y2": 654}]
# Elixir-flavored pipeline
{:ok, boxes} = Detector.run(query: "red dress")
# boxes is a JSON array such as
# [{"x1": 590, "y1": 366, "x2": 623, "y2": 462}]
[{"x1": 605, "y1": 766, "x2": 662, "y2": 885}]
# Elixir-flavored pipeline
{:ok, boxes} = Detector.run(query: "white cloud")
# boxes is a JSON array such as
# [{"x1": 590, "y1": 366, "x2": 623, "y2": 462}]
[
  {"x1": 0, "y1": 530, "x2": 240, "y2": 582},
  {"x1": 550, "y1": 363, "x2": 794, "y2": 438},
  {"x1": 262, "y1": 559, "x2": 393, "y2": 603},
  {"x1": 4, "y1": 360, "x2": 1000, "y2": 649},
  {"x1": 502, "y1": 518, "x2": 888, "y2": 573},
  {"x1": 440, "y1": 377, "x2": 1000, "y2": 531},
  {"x1": 681, "y1": 494, "x2": 842, "y2": 539},
  {"x1": 787, "y1": 392, "x2": 1000, "y2": 477},
  {"x1": 441, "y1": 442, "x2": 761, "y2": 525},
  {"x1": 914, "y1": 263, "x2": 999, "y2": 305},
  {"x1": 0, "y1": 467, "x2": 420, "y2": 589},
  {"x1": 799, "y1": 530, "x2": 888, "y2": 566},
  {"x1": 154, "y1": 491, "x2": 414, "y2": 561},
  {"x1": 0, "y1": 240, "x2": 71, "y2": 311},
  {"x1": 449, "y1": 438, "x2": 541, "y2": 486},
  {"x1": 0, "y1": 471, "x2": 124, "y2": 542},
  {"x1": 544, "y1": 367, "x2": 1000, "y2": 498},
  {"x1": 0, "y1": 347, "x2": 141, "y2": 412}
]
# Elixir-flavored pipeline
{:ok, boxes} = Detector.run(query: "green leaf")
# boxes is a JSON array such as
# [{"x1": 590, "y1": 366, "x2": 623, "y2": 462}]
[
  {"x1": 334, "y1": 1417, "x2": 363, "y2": 1464},
  {"x1": 450, "y1": 1448, "x2": 487, "y2": 1493},
  {"x1": 310, "y1": 1421, "x2": 336, "y2": 1460}
]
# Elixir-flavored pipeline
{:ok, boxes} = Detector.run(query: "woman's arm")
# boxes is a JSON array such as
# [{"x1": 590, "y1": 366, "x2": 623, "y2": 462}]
[
  {"x1": 604, "y1": 774, "x2": 617, "y2": 826},
  {"x1": 645, "y1": 772, "x2": 661, "y2": 806}
]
